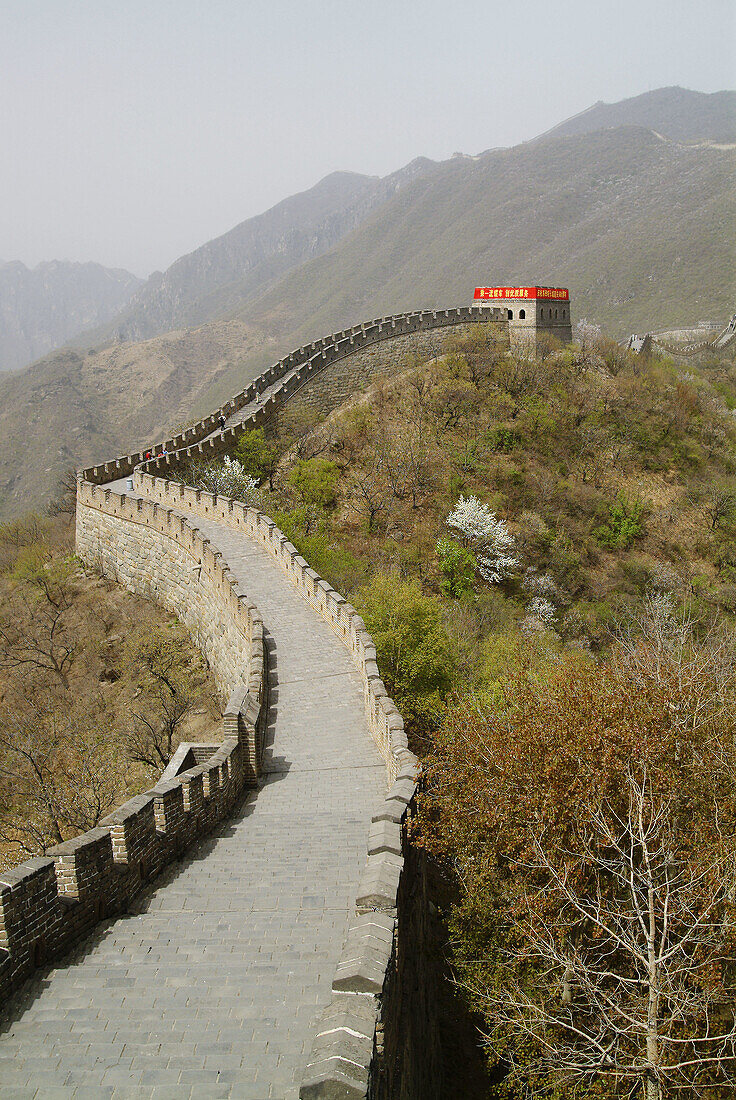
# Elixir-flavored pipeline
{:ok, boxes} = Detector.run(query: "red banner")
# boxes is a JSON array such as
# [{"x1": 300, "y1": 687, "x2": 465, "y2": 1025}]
[{"x1": 474, "y1": 286, "x2": 569, "y2": 301}]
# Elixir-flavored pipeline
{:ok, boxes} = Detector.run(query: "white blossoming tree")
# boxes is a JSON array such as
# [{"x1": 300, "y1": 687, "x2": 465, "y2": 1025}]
[
  {"x1": 446, "y1": 496, "x2": 519, "y2": 584},
  {"x1": 185, "y1": 456, "x2": 262, "y2": 505}
]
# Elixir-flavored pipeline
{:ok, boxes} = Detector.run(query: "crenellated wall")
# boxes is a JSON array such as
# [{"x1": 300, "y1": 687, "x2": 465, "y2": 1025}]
[
  {"x1": 134, "y1": 471, "x2": 412, "y2": 783},
  {"x1": 4, "y1": 306, "x2": 493, "y2": 1096},
  {"x1": 130, "y1": 471, "x2": 432, "y2": 1097},
  {"x1": 272, "y1": 323, "x2": 483, "y2": 426},
  {"x1": 0, "y1": 484, "x2": 268, "y2": 1010},
  {"x1": 78, "y1": 306, "x2": 502, "y2": 486},
  {"x1": 76, "y1": 481, "x2": 256, "y2": 709}
]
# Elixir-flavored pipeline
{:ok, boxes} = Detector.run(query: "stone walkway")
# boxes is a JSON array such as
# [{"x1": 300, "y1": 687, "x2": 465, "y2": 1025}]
[{"x1": 0, "y1": 520, "x2": 387, "y2": 1099}]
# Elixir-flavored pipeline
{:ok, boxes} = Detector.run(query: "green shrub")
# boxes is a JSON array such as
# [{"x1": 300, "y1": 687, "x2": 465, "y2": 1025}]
[
  {"x1": 436, "y1": 538, "x2": 476, "y2": 598},
  {"x1": 287, "y1": 458, "x2": 340, "y2": 508},
  {"x1": 355, "y1": 575, "x2": 454, "y2": 740},
  {"x1": 448, "y1": 473, "x2": 467, "y2": 498},
  {"x1": 486, "y1": 426, "x2": 519, "y2": 453},
  {"x1": 271, "y1": 508, "x2": 367, "y2": 594},
  {"x1": 594, "y1": 494, "x2": 644, "y2": 550},
  {"x1": 234, "y1": 428, "x2": 277, "y2": 484}
]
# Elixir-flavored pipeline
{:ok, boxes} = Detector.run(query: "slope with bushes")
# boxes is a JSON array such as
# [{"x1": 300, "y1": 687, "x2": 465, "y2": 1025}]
[
  {"x1": 0, "y1": 509, "x2": 221, "y2": 871},
  {"x1": 176, "y1": 326, "x2": 736, "y2": 1094}
]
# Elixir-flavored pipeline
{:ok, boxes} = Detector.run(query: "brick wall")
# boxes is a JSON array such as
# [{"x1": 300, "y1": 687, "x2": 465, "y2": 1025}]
[
  {"x1": 277, "y1": 323, "x2": 479, "y2": 424},
  {"x1": 3, "y1": 306, "x2": 504, "y2": 1093},
  {"x1": 78, "y1": 306, "x2": 502, "y2": 486},
  {"x1": 0, "y1": 484, "x2": 268, "y2": 1009}
]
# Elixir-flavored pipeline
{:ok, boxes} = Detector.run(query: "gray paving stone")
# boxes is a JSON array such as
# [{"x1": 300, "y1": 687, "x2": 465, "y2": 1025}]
[{"x1": 0, "y1": 512, "x2": 387, "y2": 1096}]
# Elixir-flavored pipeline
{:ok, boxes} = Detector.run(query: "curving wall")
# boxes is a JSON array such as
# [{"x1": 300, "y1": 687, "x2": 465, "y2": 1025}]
[
  {"x1": 130, "y1": 471, "x2": 425, "y2": 1097},
  {"x1": 79, "y1": 305, "x2": 501, "y2": 486},
  {"x1": 4, "y1": 306, "x2": 495, "y2": 1096},
  {"x1": 0, "y1": 485, "x2": 268, "y2": 1008}
]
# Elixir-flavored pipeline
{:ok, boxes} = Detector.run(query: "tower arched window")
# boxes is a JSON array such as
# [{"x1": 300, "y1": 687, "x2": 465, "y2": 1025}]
[
  {"x1": 519, "y1": 309, "x2": 526, "y2": 319},
  {"x1": 555, "y1": 309, "x2": 558, "y2": 319},
  {"x1": 507, "y1": 309, "x2": 513, "y2": 320},
  {"x1": 540, "y1": 308, "x2": 544, "y2": 320}
]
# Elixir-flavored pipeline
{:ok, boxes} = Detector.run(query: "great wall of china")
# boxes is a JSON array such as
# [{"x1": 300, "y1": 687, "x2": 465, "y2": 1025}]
[
  {"x1": 626, "y1": 313, "x2": 736, "y2": 357},
  {"x1": 3, "y1": 297, "x2": 735, "y2": 1096},
  {"x1": 0, "y1": 306, "x2": 502, "y2": 1099}
]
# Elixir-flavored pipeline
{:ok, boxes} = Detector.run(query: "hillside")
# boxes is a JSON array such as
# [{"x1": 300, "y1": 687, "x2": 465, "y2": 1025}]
[
  {"x1": 228, "y1": 126, "x2": 735, "y2": 348},
  {"x1": 0, "y1": 511, "x2": 221, "y2": 870},
  {"x1": 0, "y1": 319, "x2": 267, "y2": 519},
  {"x1": 1, "y1": 86, "x2": 734, "y2": 520},
  {"x1": 104, "y1": 161, "x2": 437, "y2": 343},
  {"x1": 99, "y1": 87, "x2": 735, "y2": 356},
  {"x1": 542, "y1": 86, "x2": 736, "y2": 144},
  {"x1": 0, "y1": 259, "x2": 142, "y2": 372},
  {"x1": 228, "y1": 325, "x2": 736, "y2": 689}
]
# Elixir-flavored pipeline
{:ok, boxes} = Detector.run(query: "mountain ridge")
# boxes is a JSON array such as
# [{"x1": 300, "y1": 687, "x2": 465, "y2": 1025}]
[
  {"x1": 538, "y1": 86, "x2": 736, "y2": 145},
  {"x1": 106, "y1": 158, "x2": 440, "y2": 344},
  {"x1": 0, "y1": 85, "x2": 734, "y2": 521}
]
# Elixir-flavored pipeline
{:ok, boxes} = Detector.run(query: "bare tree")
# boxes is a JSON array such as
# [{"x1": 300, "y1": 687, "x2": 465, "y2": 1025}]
[
  {"x1": 479, "y1": 772, "x2": 736, "y2": 1099},
  {"x1": 46, "y1": 467, "x2": 79, "y2": 518},
  {"x1": 372, "y1": 423, "x2": 432, "y2": 509},
  {"x1": 700, "y1": 485, "x2": 736, "y2": 531},
  {"x1": 344, "y1": 467, "x2": 391, "y2": 533},
  {"x1": 127, "y1": 691, "x2": 191, "y2": 770},
  {"x1": 125, "y1": 631, "x2": 195, "y2": 770},
  {"x1": 0, "y1": 692, "x2": 120, "y2": 854},
  {"x1": 613, "y1": 591, "x2": 736, "y2": 731},
  {"x1": 0, "y1": 580, "x2": 75, "y2": 689}
]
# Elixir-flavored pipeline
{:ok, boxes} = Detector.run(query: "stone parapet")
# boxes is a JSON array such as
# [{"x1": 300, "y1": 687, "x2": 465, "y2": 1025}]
[
  {"x1": 134, "y1": 472, "x2": 413, "y2": 785},
  {"x1": 47, "y1": 306, "x2": 484, "y2": 1094},
  {"x1": 78, "y1": 306, "x2": 493, "y2": 485},
  {"x1": 0, "y1": 482, "x2": 267, "y2": 1011},
  {"x1": 130, "y1": 471, "x2": 421, "y2": 1098}
]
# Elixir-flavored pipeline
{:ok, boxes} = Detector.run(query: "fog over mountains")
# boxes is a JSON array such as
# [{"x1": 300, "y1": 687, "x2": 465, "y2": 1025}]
[
  {"x1": 110, "y1": 158, "x2": 437, "y2": 343},
  {"x1": 0, "y1": 86, "x2": 734, "y2": 520},
  {"x1": 0, "y1": 260, "x2": 141, "y2": 372}
]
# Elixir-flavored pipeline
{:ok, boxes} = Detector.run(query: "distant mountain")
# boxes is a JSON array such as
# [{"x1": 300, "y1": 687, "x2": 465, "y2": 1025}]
[
  {"x1": 227, "y1": 124, "x2": 735, "y2": 351},
  {"x1": 0, "y1": 260, "x2": 142, "y2": 372},
  {"x1": 540, "y1": 86, "x2": 736, "y2": 145},
  {"x1": 110, "y1": 161, "x2": 437, "y2": 342},
  {"x1": 1, "y1": 86, "x2": 735, "y2": 520}
]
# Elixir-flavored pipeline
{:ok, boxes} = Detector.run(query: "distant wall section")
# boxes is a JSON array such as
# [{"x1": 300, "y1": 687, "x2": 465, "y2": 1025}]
[{"x1": 278, "y1": 322, "x2": 491, "y2": 424}]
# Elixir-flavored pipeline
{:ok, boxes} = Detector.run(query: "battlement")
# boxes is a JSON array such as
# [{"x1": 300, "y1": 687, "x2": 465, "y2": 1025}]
[
  {"x1": 5, "y1": 301, "x2": 573, "y2": 1097},
  {"x1": 78, "y1": 306, "x2": 497, "y2": 486},
  {"x1": 1, "y1": 482, "x2": 269, "y2": 1007}
]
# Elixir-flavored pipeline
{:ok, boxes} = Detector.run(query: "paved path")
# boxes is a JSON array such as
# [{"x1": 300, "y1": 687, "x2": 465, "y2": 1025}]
[
  {"x1": 0, "y1": 520, "x2": 386, "y2": 1099},
  {"x1": 223, "y1": 369, "x2": 300, "y2": 431}
]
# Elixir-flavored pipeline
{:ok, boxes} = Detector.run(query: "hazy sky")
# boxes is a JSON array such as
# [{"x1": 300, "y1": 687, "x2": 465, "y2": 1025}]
[{"x1": 2, "y1": 0, "x2": 734, "y2": 277}]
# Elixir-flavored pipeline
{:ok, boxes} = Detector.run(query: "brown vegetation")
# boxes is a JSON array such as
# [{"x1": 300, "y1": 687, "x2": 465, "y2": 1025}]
[{"x1": 0, "y1": 510, "x2": 221, "y2": 870}]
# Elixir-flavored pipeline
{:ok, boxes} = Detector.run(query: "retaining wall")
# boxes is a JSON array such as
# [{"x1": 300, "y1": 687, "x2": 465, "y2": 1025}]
[
  {"x1": 0, "y1": 482, "x2": 267, "y2": 1010},
  {"x1": 274, "y1": 323, "x2": 481, "y2": 426}
]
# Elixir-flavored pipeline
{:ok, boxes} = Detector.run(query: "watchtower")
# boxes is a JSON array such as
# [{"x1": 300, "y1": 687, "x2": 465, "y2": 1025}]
[{"x1": 474, "y1": 285, "x2": 572, "y2": 354}]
